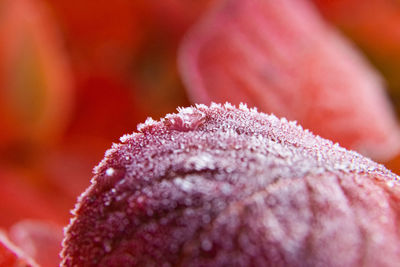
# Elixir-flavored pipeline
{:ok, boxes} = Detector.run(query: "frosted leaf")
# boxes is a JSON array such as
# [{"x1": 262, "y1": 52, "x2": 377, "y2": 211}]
[{"x1": 61, "y1": 103, "x2": 400, "y2": 267}]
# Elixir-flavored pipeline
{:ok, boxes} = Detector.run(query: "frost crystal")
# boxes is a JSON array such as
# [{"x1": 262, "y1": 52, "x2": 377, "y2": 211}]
[
  {"x1": 105, "y1": 168, "x2": 114, "y2": 176},
  {"x1": 61, "y1": 103, "x2": 400, "y2": 267}
]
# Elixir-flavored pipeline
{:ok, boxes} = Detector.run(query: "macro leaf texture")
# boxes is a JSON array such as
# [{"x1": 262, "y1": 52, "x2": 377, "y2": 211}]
[
  {"x1": 179, "y1": 0, "x2": 400, "y2": 161},
  {"x1": 62, "y1": 103, "x2": 400, "y2": 266}
]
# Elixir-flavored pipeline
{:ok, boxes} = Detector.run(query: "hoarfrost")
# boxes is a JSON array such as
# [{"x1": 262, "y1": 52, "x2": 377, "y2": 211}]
[{"x1": 62, "y1": 103, "x2": 400, "y2": 267}]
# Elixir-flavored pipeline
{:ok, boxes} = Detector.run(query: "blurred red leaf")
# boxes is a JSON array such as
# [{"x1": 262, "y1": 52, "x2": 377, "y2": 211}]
[
  {"x1": 0, "y1": 232, "x2": 38, "y2": 266},
  {"x1": 0, "y1": 0, "x2": 73, "y2": 148},
  {"x1": 179, "y1": 0, "x2": 400, "y2": 161},
  {"x1": 311, "y1": 0, "x2": 400, "y2": 117},
  {"x1": 9, "y1": 220, "x2": 63, "y2": 267}
]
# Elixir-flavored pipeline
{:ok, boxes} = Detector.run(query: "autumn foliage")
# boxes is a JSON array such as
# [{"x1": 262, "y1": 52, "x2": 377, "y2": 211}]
[{"x1": 1, "y1": 0, "x2": 400, "y2": 266}]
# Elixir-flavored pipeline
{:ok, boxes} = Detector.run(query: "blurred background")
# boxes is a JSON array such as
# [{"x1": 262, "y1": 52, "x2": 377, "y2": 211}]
[
  {"x1": 1, "y1": 0, "x2": 400, "y2": 265},
  {"x1": 0, "y1": 0, "x2": 213, "y2": 228}
]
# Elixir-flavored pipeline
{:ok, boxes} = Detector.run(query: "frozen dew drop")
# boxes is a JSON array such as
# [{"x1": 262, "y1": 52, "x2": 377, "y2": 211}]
[
  {"x1": 106, "y1": 168, "x2": 115, "y2": 176},
  {"x1": 221, "y1": 183, "x2": 232, "y2": 195},
  {"x1": 201, "y1": 238, "x2": 213, "y2": 251},
  {"x1": 165, "y1": 106, "x2": 206, "y2": 131}
]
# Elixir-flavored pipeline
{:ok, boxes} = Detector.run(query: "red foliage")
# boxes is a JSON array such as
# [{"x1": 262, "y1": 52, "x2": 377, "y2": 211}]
[
  {"x1": 0, "y1": 232, "x2": 38, "y2": 266},
  {"x1": 179, "y1": 0, "x2": 400, "y2": 161},
  {"x1": 1, "y1": 0, "x2": 400, "y2": 265}
]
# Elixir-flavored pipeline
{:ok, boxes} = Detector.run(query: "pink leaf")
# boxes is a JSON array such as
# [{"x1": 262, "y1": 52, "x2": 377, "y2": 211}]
[
  {"x1": 9, "y1": 220, "x2": 63, "y2": 267},
  {"x1": 179, "y1": 0, "x2": 400, "y2": 161},
  {"x1": 0, "y1": 232, "x2": 38, "y2": 267}
]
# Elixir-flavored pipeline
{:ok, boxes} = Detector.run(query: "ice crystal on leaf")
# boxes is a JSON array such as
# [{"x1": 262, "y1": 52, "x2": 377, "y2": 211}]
[{"x1": 62, "y1": 103, "x2": 400, "y2": 267}]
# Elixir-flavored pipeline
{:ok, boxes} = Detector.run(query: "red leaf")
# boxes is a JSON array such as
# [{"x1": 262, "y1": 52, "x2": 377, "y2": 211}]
[
  {"x1": 9, "y1": 220, "x2": 63, "y2": 267},
  {"x1": 179, "y1": 0, "x2": 400, "y2": 161},
  {"x1": 0, "y1": 232, "x2": 38, "y2": 267},
  {"x1": 61, "y1": 104, "x2": 400, "y2": 266},
  {"x1": 0, "y1": 0, "x2": 73, "y2": 147}
]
